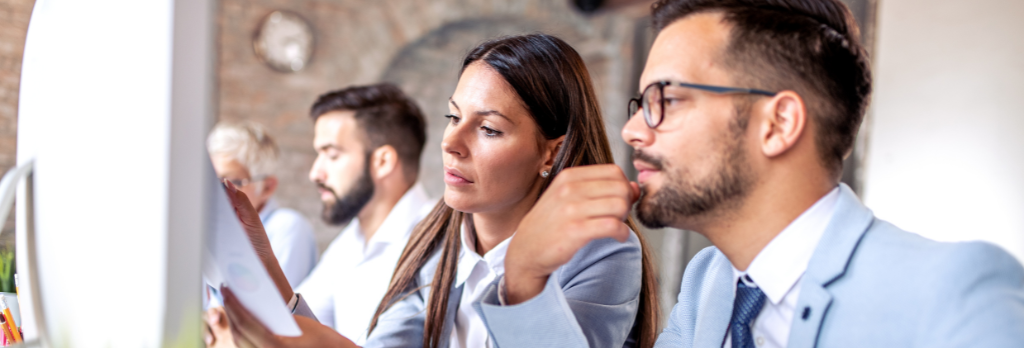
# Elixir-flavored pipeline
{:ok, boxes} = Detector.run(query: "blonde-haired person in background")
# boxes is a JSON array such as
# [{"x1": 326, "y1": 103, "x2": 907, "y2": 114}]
[{"x1": 207, "y1": 122, "x2": 318, "y2": 288}]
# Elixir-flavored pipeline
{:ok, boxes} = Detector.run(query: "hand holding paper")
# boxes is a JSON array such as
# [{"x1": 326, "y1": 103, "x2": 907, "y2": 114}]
[
  {"x1": 222, "y1": 287, "x2": 360, "y2": 348},
  {"x1": 222, "y1": 180, "x2": 295, "y2": 302},
  {"x1": 204, "y1": 179, "x2": 300, "y2": 336}
]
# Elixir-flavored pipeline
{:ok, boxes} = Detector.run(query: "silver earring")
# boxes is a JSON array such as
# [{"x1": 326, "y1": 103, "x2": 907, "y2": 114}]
[{"x1": 541, "y1": 170, "x2": 550, "y2": 178}]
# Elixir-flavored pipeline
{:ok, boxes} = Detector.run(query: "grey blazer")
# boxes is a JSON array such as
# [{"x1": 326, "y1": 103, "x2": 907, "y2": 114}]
[{"x1": 333, "y1": 231, "x2": 644, "y2": 348}]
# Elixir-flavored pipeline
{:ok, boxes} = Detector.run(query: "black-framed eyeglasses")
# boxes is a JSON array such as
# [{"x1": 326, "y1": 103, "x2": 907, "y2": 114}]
[
  {"x1": 628, "y1": 81, "x2": 777, "y2": 128},
  {"x1": 220, "y1": 175, "x2": 266, "y2": 188}
]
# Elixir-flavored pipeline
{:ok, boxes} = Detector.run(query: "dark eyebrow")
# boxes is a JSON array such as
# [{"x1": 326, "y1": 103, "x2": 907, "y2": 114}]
[
  {"x1": 449, "y1": 97, "x2": 513, "y2": 123},
  {"x1": 475, "y1": 110, "x2": 512, "y2": 123},
  {"x1": 316, "y1": 143, "x2": 339, "y2": 151},
  {"x1": 449, "y1": 98, "x2": 460, "y2": 112}
]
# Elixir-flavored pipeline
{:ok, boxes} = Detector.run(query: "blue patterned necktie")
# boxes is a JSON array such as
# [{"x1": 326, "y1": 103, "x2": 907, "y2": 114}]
[{"x1": 730, "y1": 278, "x2": 767, "y2": 348}]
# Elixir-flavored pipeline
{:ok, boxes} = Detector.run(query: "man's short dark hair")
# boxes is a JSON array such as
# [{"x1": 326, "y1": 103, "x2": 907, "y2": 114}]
[
  {"x1": 310, "y1": 83, "x2": 427, "y2": 181},
  {"x1": 652, "y1": 0, "x2": 872, "y2": 178}
]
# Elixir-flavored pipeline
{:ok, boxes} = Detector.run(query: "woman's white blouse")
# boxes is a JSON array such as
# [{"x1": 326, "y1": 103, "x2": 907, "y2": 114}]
[{"x1": 449, "y1": 224, "x2": 513, "y2": 348}]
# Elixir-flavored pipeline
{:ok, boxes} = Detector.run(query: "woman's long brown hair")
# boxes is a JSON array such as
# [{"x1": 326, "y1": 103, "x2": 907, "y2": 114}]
[{"x1": 368, "y1": 34, "x2": 660, "y2": 348}]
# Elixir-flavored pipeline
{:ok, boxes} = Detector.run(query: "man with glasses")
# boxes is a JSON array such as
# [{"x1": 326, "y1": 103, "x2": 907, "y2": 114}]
[
  {"x1": 208, "y1": 121, "x2": 317, "y2": 288},
  {"x1": 484, "y1": 0, "x2": 1024, "y2": 347}
]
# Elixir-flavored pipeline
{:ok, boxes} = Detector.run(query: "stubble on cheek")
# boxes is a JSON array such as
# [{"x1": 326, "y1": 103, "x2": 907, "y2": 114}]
[{"x1": 635, "y1": 122, "x2": 753, "y2": 229}]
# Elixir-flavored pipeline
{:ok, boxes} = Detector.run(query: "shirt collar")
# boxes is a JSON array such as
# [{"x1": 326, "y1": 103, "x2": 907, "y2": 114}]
[
  {"x1": 339, "y1": 218, "x2": 364, "y2": 247},
  {"x1": 258, "y1": 197, "x2": 279, "y2": 223},
  {"x1": 364, "y1": 183, "x2": 433, "y2": 246},
  {"x1": 454, "y1": 220, "x2": 513, "y2": 287},
  {"x1": 733, "y1": 186, "x2": 841, "y2": 305}
]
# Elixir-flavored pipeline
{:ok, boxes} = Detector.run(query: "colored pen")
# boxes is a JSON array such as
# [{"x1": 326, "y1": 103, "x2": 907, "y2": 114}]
[
  {"x1": 0, "y1": 314, "x2": 12, "y2": 345},
  {"x1": 0, "y1": 297, "x2": 19, "y2": 343}
]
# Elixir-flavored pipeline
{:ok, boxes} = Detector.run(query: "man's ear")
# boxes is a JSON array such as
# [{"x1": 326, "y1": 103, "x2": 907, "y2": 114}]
[
  {"x1": 758, "y1": 90, "x2": 808, "y2": 158},
  {"x1": 369, "y1": 145, "x2": 399, "y2": 181},
  {"x1": 540, "y1": 135, "x2": 566, "y2": 174},
  {"x1": 260, "y1": 176, "x2": 278, "y2": 200}
]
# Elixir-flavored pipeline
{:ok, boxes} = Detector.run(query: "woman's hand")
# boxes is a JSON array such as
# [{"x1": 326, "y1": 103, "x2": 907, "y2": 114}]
[
  {"x1": 504, "y1": 164, "x2": 639, "y2": 304},
  {"x1": 221, "y1": 287, "x2": 359, "y2": 348},
  {"x1": 223, "y1": 180, "x2": 294, "y2": 302}
]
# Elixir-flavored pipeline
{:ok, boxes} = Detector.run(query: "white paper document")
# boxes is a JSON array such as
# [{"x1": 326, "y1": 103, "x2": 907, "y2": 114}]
[{"x1": 203, "y1": 179, "x2": 301, "y2": 336}]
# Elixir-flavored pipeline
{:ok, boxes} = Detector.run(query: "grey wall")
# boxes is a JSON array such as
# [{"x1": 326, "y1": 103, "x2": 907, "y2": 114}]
[{"x1": 864, "y1": 0, "x2": 1024, "y2": 261}]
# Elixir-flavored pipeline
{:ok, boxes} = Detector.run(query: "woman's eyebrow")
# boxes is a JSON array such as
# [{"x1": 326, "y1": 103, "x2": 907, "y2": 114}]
[
  {"x1": 475, "y1": 110, "x2": 512, "y2": 123},
  {"x1": 450, "y1": 97, "x2": 514, "y2": 123},
  {"x1": 448, "y1": 98, "x2": 461, "y2": 112}
]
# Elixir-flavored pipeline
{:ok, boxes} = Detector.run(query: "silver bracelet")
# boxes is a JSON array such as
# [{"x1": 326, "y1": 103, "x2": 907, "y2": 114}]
[{"x1": 287, "y1": 293, "x2": 300, "y2": 312}]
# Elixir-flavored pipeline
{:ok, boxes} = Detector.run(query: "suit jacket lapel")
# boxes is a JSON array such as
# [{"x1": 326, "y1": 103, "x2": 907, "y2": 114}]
[
  {"x1": 787, "y1": 184, "x2": 875, "y2": 348},
  {"x1": 694, "y1": 254, "x2": 736, "y2": 347},
  {"x1": 787, "y1": 282, "x2": 832, "y2": 348}
]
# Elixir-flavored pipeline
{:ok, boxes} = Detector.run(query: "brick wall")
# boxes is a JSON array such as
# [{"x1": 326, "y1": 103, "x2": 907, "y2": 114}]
[{"x1": 0, "y1": 0, "x2": 34, "y2": 238}]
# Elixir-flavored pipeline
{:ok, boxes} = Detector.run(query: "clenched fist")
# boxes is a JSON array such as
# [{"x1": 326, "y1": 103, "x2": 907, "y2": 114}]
[{"x1": 504, "y1": 164, "x2": 639, "y2": 304}]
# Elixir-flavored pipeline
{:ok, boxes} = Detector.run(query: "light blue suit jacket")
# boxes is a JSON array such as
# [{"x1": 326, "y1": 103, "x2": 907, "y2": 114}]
[
  {"x1": 656, "y1": 184, "x2": 1024, "y2": 347},
  {"x1": 357, "y1": 231, "x2": 644, "y2": 347},
  {"x1": 481, "y1": 184, "x2": 1024, "y2": 347}
]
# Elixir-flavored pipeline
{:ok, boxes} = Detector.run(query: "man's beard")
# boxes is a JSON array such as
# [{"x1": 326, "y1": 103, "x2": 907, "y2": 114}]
[
  {"x1": 634, "y1": 110, "x2": 753, "y2": 229},
  {"x1": 320, "y1": 166, "x2": 375, "y2": 226}
]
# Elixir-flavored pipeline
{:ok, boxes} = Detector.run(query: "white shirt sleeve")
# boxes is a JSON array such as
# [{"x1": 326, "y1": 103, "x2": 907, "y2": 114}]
[
  {"x1": 295, "y1": 232, "x2": 351, "y2": 329},
  {"x1": 263, "y1": 208, "x2": 318, "y2": 289}
]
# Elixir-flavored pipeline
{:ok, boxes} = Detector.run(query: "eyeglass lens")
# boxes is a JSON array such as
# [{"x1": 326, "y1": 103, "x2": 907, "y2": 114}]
[
  {"x1": 220, "y1": 178, "x2": 251, "y2": 187},
  {"x1": 628, "y1": 99, "x2": 640, "y2": 118},
  {"x1": 628, "y1": 83, "x2": 664, "y2": 128},
  {"x1": 641, "y1": 82, "x2": 663, "y2": 128}
]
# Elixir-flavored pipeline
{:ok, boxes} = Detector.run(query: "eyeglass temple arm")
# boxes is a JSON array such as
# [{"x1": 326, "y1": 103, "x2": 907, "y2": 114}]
[{"x1": 674, "y1": 82, "x2": 777, "y2": 97}]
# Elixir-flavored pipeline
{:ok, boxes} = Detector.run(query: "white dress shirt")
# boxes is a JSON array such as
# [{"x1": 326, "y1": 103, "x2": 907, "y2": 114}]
[
  {"x1": 295, "y1": 184, "x2": 434, "y2": 345},
  {"x1": 723, "y1": 186, "x2": 840, "y2": 348},
  {"x1": 259, "y1": 198, "x2": 318, "y2": 289},
  {"x1": 450, "y1": 223, "x2": 513, "y2": 348}
]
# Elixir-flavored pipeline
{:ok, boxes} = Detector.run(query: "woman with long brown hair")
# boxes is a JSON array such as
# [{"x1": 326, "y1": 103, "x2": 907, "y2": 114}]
[{"x1": 219, "y1": 33, "x2": 659, "y2": 348}]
